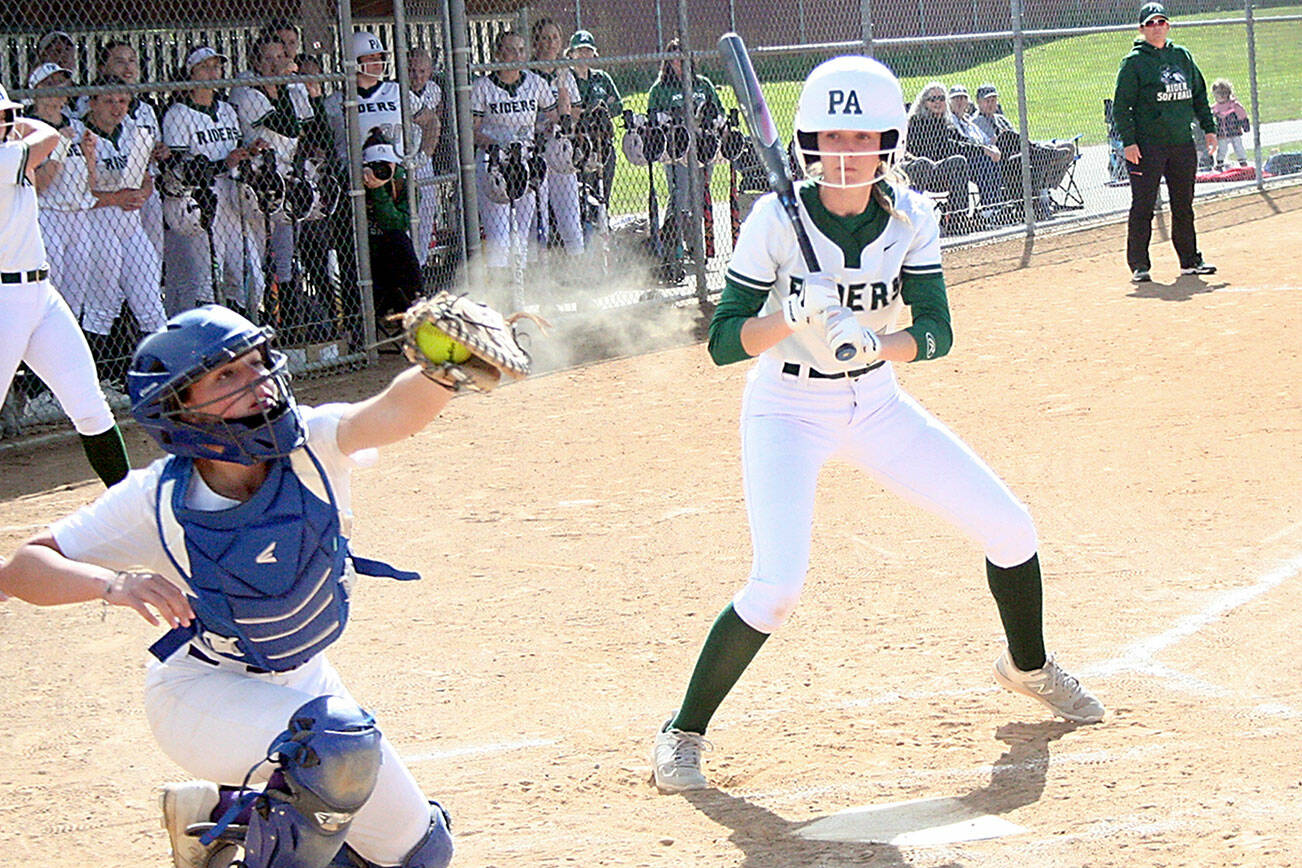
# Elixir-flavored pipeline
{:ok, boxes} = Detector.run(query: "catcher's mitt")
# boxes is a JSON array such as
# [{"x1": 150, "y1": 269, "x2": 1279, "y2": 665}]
[{"x1": 401, "y1": 293, "x2": 533, "y2": 392}]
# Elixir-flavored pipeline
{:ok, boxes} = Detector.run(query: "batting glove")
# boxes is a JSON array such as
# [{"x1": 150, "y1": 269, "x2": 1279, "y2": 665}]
[
  {"x1": 781, "y1": 275, "x2": 841, "y2": 332},
  {"x1": 823, "y1": 306, "x2": 882, "y2": 363}
]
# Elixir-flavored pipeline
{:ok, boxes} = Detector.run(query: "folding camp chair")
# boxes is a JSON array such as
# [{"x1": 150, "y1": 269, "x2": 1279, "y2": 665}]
[{"x1": 1049, "y1": 134, "x2": 1085, "y2": 211}]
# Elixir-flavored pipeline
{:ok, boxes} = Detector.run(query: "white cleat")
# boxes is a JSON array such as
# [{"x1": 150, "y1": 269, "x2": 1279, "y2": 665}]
[
  {"x1": 652, "y1": 717, "x2": 711, "y2": 793},
  {"x1": 994, "y1": 649, "x2": 1105, "y2": 724},
  {"x1": 160, "y1": 780, "x2": 223, "y2": 868}
]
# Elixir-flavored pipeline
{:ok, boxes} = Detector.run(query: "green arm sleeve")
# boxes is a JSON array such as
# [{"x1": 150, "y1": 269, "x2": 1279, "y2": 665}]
[
  {"x1": 901, "y1": 271, "x2": 953, "y2": 361},
  {"x1": 707, "y1": 276, "x2": 770, "y2": 366},
  {"x1": 646, "y1": 83, "x2": 668, "y2": 115}
]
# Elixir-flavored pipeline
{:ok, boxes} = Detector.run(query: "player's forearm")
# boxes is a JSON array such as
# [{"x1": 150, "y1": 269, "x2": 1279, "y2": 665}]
[
  {"x1": 0, "y1": 536, "x2": 115, "y2": 607},
  {"x1": 17, "y1": 119, "x2": 61, "y2": 167},
  {"x1": 336, "y1": 366, "x2": 453, "y2": 454},
  {"x1": 738, "y1": 312, "x2": 794, "y2": 357}
]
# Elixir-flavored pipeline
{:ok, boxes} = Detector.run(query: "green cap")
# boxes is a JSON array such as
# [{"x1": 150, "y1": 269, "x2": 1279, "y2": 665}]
[
  {"x1": 1140, "y1": 2, "x2": 1169, "y2": 25},
  {"x1": 567, "y1": 30, "x2": 598, "y2": 55}
]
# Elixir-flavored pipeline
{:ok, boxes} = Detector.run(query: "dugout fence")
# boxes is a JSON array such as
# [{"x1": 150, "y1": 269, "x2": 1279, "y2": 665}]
[{"x1": 2, "y1": 0, "x2": 1299, "y2": 443}]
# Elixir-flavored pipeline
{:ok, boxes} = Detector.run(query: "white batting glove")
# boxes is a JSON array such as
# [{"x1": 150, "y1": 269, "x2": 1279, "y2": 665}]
[
  {"x1": 823, "y1": 306, "x2": 882, "y2": 363},
  {"x1": 781, "y1": 275, "x2": 841, "y2": 332}
]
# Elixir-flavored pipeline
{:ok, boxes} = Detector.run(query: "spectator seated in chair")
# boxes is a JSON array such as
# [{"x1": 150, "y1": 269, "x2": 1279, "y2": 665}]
[
  {"x1": 972, "y1": 84, "x2": 1077, "y2": 220},
  {"x1": 902, "y1": 82, "x2": 986, "y2": 234}
]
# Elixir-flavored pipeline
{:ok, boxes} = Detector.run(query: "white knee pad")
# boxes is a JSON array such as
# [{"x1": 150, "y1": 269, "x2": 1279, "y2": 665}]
[{"x1": 732, "y1": 577, "x2": 803, "y2": 634}]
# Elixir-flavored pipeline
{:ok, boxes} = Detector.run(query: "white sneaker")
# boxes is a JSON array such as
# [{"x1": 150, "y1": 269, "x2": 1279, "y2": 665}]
[
  {"x1": 994, "y1": 649, "x2": 1105, "y2": 724},
  {"x1": 160, "y1": 780, "x2": 222, "y2": 868},
  {"x1": 652, "y1": 717, "x2": 710, "y2": 793}
]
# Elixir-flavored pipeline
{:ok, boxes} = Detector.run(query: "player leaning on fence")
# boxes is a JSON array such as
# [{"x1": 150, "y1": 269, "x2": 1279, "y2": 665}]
[{"x1": 1113, "y1": 1, "x2": 1217, "y2": 283}]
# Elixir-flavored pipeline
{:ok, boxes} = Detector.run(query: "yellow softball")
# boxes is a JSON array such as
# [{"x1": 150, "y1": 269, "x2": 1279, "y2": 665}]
[{"x1": 415, "y1": 322, "x2": 472, "y2": 364}]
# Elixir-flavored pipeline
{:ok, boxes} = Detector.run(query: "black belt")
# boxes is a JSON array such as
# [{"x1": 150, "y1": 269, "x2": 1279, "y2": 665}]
[
  {"x1": 187, "y1": 643, "x2": 297, "y2": 675},
  {"x1": 0, "y1": 267, "x2": 49, "y2": 284},
  {"x1": 782, "y1": 360, "x2": 885, "y2": 380}
]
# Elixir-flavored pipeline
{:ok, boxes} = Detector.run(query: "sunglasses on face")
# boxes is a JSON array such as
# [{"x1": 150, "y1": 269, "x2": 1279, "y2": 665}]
[
  {"x1": 1144, "y1": 18, "x2": 1169, "y2": 26},
  {"x1": 925, "y1": 95, "x2": 945, "y2": 102}
]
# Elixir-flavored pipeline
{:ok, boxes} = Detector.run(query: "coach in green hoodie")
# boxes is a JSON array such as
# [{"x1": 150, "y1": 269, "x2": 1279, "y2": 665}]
[{"x1": 1113, "y1": 1, "x2": 1218, "y2": 283}]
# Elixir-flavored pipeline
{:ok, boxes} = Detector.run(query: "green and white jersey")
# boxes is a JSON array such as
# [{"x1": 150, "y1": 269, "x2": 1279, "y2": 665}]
[
  {"x1": 470, "y1": 71, "x2": 555, "y2": 147},
  {"x1": 163, "y1": 97, "x2": 242, "y2": 163},
  {"x1": 229, "y1": 75, "x2": 314, "y2": 174},
  {"x1": 727, "y1": 181, "x2": 942, "y2": 371},
  {"x1": 84, "y1": 114, "x2": 154, "y2": 191}
]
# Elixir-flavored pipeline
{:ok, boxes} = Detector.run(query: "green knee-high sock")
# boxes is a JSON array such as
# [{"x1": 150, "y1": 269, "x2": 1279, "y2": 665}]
[
  {"x1": 671, "y1": 604, "x2": 769, "y2": 735},
  {"x1": 79, "y1": 425, "x2": 130, "y2": 487},
  {"x1": 986, "y1": 554, "x2": 1047, "y2": 672}
]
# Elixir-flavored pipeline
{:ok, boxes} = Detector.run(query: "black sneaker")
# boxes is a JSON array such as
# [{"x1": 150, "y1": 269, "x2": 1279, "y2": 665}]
[
  {"x1": 1131, "y1": 269, "x2": 1152, "y2": 283},
  {"x1": 1180, "y1": 260, "x2": 1217, "y2": 275}
]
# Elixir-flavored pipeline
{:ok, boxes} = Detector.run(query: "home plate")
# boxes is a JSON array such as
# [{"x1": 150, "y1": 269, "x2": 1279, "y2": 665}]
[{"x1": 796, "y1": 796, "x2": 1025, "y2": 846}]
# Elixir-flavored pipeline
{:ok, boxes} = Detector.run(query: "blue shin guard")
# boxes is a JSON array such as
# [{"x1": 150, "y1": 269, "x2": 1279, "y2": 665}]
[{"x1": 242, "y1": 695, "x2": 383, "y2": 868}]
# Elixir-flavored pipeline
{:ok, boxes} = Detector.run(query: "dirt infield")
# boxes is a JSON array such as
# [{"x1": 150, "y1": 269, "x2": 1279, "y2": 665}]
[{"x1": 2, "y1": 187, "x2": 1300, "y2": 867}]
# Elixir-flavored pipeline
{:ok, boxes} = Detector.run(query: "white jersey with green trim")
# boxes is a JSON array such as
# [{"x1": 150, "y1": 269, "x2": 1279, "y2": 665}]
[
  {"x1": 470, "y1": 71, "x2": 554, "y2": 147},
  {"x1": 229, "y1": 75, "x2": 314, "y2": 174},
  {"x1": 323, "y1": 80, "x2": 422, "y2": 163},
  {"x1": 726, "y1": 181, "x2": 941, "y2": 372},
  {"x1": 163, "y1": 97, "x2": 243, "y2": 163},
  {"x1": 85, "y1": 115, "x2": 154, "y2": 192}
]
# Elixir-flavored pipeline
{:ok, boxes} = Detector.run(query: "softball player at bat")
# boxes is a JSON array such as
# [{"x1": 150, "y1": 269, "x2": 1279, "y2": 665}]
[
  {"x1": 0, "y1": 81, "x2": 129, "y2": 485},
  {"x1": 162, "y1": 46, "x2": 266, "y2": 317},
  {"x1": 651, "y1": 56, "x2": 1104, "y2": 794},
  {"x1": 470, "y1": 30, "x2": 556, "y2": 280},
  {"x1": 0, "y1": 304, "x2": 456, "y2": 868}
]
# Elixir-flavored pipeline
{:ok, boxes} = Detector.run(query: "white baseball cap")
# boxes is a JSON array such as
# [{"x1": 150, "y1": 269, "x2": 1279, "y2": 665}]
[
  {"x1": 185, "y1": 46, "x2": 229, "y2": 74},
  {"x1": 28, "y1": 62, "x2": 74, "y2": 88},
  {"x1": 0, "y1": 83, "x2": 22, "y2": 111},
  {"x1": 363, "y1": 141, "x2": 400, "y2": 164},
  {"x1": 352, "y1": 31, "x2": 388, "y2": 59}
]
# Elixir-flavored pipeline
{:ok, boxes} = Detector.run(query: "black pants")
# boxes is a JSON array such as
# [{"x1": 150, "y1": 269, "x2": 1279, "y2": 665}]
[
  {"x1": 1126, "y1": 140, "x2": 1201, "y2": 272},
  {"x1": 369, "y1": 229, "x2": 422, "y2": 318}
]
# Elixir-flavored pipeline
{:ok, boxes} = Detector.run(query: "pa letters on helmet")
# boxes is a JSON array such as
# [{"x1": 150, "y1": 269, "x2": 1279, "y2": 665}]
[{"x1": 827, "y1": 89, "x2": 864, "y2": 115}]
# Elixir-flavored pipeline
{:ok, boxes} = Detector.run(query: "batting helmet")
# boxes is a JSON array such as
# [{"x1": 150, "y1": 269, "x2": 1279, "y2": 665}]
[
  {"x1": 793, "y1": 55, "x2": 907, "y2": 187},
  {"x1": 128, "y1": 306, "x2": 305, "y2": 464},
  {"x1": 352, "y1": 31, "x2": 392, "y2": 79},
  {"x1": 543, "y1": 131, "x2": 577, "y2": 175}
]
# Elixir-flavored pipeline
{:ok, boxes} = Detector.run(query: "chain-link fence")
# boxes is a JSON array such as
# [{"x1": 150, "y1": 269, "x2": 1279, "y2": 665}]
[
  {"x1": 3, "y1": 0, "x2": 1300, "y2": 442},
  {"x1": 1, "y1": 2, "x2": 477, "y2": 439}
]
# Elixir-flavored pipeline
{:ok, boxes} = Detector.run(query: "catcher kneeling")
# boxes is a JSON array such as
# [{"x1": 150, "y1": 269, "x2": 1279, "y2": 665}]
[{"x1": 0, "y1": 296, "x2": 530, "y2": 867}]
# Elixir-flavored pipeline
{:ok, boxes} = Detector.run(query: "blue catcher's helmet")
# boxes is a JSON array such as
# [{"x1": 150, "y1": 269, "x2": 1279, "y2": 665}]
[{"x1": 128, "y1": 305, "x2": 306, "y2": 464}]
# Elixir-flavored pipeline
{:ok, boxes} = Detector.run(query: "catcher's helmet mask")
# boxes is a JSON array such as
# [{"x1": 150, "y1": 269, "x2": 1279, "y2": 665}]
[
  {"x1": 129, "y1": 306, "x2": 306, "y2": 464},
  {"x1": 793, "y1": 55, "x2": 906, "y2": 188}
]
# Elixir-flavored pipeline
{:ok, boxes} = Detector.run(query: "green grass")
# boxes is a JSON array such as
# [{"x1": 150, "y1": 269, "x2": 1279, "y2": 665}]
[{"x1": 605, "y1": 8, "x2": 1302, "y2": 217}]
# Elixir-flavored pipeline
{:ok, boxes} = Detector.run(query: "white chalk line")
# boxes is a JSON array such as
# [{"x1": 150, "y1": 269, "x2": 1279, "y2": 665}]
[
  {"x1": 1215, "y1": 285, "x2": 1302, "y2": 293},
  {"x1": 1084, "y1": 551, "x2": 1302, "y2": 680}
]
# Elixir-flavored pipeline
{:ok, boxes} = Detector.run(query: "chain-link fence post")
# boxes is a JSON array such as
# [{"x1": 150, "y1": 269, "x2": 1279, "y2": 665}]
[
  {"x1": 391, "y1": 0, "x2": 420, "y2": 261},
  {"x1": 676, "y1": 1, "x2": 710, "y2": 305},
  {"x1": 337, "y1": 0, "x2": 378, "y2": 360},
  {"x1": 1009, "y1": 0, "x2": 1036, "y2": 232},
  {"x1": 861, "y1": 0, "x2": 875, "y2": 54},
  {"x1": 1246, "y1": 0, "x2": 1263, "y2": 191},
  {"x1": 447, "y1": 0, "x2": 481, "y2": 284}
]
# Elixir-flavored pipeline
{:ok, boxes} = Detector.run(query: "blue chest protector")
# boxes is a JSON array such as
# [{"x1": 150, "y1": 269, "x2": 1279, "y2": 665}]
[{"x1": 148, "y1": 447, "x2": 418, "y2": 671}]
